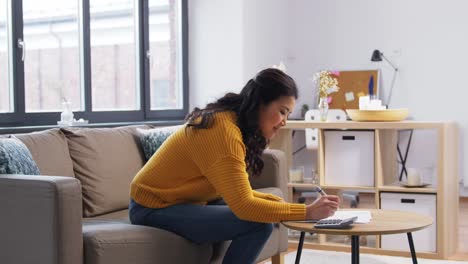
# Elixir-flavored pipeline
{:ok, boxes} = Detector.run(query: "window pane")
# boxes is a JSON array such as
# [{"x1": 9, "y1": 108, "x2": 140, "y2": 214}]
[
  {"x1": 23, "y1": 0, "x2": 81, "y2": 112},
  {"x1": 90, "y1": 0, "x2": 138, "y2": 111},
  {"x1": 149, "y1": 0, "x2": 183, "y2": 110},
  {"x1": 0, "y1": 0, "x2": 11, "y2": 113}
]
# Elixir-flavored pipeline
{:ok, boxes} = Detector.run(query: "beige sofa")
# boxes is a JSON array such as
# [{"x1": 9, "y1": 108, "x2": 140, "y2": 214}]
[{"x1": 0, "y1": 125, "x2": 289, "y2": 264}]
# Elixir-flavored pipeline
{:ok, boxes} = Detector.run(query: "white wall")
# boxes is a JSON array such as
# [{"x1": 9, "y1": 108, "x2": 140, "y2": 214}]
[
  {"x1": 189, "y1": 0, "x2": 468, "y2": 194},
  {"x1": 242, "y1": 0, "x2": 289, "y2": 79},
  {"x1": 189, "y1": 0, "x2": 290, "y2": 110},
  {"x1": 188, "y1": 0, "x2": 245, "y2": 109}
]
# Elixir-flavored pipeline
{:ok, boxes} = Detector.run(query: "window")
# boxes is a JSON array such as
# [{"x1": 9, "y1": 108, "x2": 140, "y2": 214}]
[
  {"x1": 23, "y1": 0, "x2": 81, "y2": 112},
  {"x1": 0, "y1": 0, "x2": 188, "y2": 126},
  {"x1": 149, "y1": 0, "x2": 183, "y2": 110},
  {"x1": 0, "y1": 0, "x2": 11, "y2": 113},
  {"x1": 90, "y1": 0, "x2": 138, "y2": 111}
]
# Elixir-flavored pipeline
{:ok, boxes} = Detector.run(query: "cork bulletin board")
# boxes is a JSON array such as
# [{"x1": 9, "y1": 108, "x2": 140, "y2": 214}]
[{"x1": 327, "y1": 70, "x2": 380, "y2": 110}]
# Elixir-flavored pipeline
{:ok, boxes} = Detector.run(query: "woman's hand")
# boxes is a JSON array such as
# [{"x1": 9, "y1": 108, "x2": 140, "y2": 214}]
[{"x1": 305, "y1": 195, "x2": 340, "y2": 220}]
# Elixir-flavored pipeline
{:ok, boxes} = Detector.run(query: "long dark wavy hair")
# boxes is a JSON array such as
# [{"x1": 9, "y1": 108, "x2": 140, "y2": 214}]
[{"x1": 185, "y1": 68, "x2": 298, "y2": 176}]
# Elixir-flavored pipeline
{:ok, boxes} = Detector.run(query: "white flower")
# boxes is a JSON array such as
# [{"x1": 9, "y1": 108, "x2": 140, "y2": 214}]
[
  {"x1": 326, "y1": 86, "x2": 339, "y2": 94},
  {"x1": 314, "y1": 70, "x2": 340, "y2": 98},
  {"x1": 272, "y1": 61, "x2": 287, "y2": 72}
]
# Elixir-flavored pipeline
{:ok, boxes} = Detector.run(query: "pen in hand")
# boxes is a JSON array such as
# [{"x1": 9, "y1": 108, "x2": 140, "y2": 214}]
[
  {"x1": 315, "y1": 186, "x2": 340, "y2": 217},
  {"x1": 302, "y1": 186, "x2": 339, "y2": 220},
  {"x1": 316, "y1": 186, "x2": 327, "y2": 196}
]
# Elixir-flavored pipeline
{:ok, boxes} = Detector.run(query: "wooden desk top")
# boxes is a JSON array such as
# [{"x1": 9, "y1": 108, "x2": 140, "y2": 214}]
[
  {"x1": 282, "y1": 209, "x2": 433, "y2": 236},
  {"x1": 283, "y1": 120, "x2": 451, "y2": 130}
]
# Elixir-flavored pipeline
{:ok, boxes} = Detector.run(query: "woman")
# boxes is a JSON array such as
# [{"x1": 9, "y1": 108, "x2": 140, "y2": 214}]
[{"x1": 129, "y1": 68, "x2": 340, "y2": 264}]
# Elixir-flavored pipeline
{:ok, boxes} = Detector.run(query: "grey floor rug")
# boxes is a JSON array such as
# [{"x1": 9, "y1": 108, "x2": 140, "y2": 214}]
[{"x1": 265, "y1": 249, "x2": 468, "y2": 264}]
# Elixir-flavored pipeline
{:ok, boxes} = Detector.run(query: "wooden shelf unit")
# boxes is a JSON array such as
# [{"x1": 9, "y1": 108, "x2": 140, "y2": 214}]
[{"x1": 269, "y1": 120, "x2": 458, "y2": 259}]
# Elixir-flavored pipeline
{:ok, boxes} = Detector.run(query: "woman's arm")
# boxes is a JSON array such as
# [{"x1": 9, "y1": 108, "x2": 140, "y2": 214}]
[
  {"x1": 203, "y1": 155, "x2": 306, "y2": 223},
  {"x1": 252, "y1": 190, "x2": 283, "y2": 202}
]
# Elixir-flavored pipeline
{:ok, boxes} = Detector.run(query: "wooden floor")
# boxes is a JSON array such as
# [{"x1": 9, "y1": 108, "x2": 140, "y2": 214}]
[{"x1": 264, "y1": 196, "x2": 468, "y2": 263}]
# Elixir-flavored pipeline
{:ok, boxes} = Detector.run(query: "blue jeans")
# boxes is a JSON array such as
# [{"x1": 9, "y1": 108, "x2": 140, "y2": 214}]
[{"x1": 129, "y1": 199, "x2": 273, "y2": 264}]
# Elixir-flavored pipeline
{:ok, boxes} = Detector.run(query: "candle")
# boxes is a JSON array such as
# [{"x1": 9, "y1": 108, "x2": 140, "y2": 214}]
[{"x1": 407, "y1": 168, "x2": 422, "y2": 186}]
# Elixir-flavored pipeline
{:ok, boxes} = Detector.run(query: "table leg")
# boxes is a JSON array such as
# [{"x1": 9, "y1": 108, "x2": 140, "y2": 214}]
[
  {"x1": 407, "y1": 232, "x2": 418, "y2": 264},
  {"x1": 351, "y1": 235, "x2": 360, "y2": 264},
  {"x1": 295, "y1": 231, "x2": 305, "y2": 264}
]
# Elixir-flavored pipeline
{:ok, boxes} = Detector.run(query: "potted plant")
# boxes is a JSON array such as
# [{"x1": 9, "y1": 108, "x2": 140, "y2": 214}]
[{"x1": 301, "y1": 104, "x2": 309, "y2": 119}]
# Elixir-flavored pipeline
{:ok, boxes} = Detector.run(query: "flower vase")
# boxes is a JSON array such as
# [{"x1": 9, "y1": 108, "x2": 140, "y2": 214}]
[
  {"x1": 60, "y1": 101, "x2": 74, "y2": 126},
  {"x1": 318, "y1": 97, "x2": 329, "y2": 121}
]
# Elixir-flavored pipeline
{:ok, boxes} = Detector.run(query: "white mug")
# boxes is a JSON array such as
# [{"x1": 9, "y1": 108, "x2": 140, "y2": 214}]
[{"x1": 406, "y1": 168, "x2": 422, "y2": 186}]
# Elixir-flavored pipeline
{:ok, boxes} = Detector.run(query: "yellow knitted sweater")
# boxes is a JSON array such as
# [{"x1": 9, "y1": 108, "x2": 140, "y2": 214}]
[{"x1": 130, "y1": 111, "x2": 306, "y2": 223}]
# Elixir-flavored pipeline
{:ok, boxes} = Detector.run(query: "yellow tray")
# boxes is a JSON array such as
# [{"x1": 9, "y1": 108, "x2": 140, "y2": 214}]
[{"x1": 346, "y1": 109, "x2": 409, "y2": 122}]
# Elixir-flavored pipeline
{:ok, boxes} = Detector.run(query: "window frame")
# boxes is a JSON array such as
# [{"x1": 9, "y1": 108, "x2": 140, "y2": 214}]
[{"x1": 0, "y1": 0, "x2": 188, "y2": 127}]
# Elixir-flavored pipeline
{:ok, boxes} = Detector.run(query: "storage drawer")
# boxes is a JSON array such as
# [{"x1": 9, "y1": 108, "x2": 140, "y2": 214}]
[
  {"x1": 380, "y1": 192, "x2": 436, "y2": 252},
  {"x1": 324, "y1": 130, "x2": 374, "y2": 186}
]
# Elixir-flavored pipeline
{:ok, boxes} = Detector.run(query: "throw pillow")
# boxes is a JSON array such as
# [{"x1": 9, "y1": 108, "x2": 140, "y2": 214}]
[
  {"x1": 0, "y1": 137, "x2": 41, "y2": 175},
  {"x1": 15, "y1": 129, "x2": 75, "y2": 177},
  {"x1": 138, "y1": 125, "x2": 183, "y2": 161},
  {"x1": 61, "y1": 125, "x2": 150, "y2": 217}
]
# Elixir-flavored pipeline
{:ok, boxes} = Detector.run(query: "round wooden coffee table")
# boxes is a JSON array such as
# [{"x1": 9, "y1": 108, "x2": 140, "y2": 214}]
[{"x1": 282, "y1": 209, "x2": 433, "y2": 264}]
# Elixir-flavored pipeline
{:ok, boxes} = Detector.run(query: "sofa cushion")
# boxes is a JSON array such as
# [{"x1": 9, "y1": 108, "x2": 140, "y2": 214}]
[
  {"x1": 15, "y1": 129, "x2": 75, "y2": 177},
  {"x1": 83, "y1": 187, "x2": 286, "y2": 264},
  {"x1": 82, "y1": 221, "x2": 212, "y2": 264},
  {"x1": 0, "y1": 137, "x2": 41, "y2": 175},
  {"x1": 62, "y1": 125, "x2": 150, "y2": 217},
  {"x1": 137, "y1": 125, "x2": 183, "y2": 161},
  {"x1": 84, "y1": 209, "x2": 130, "y2": 223}
]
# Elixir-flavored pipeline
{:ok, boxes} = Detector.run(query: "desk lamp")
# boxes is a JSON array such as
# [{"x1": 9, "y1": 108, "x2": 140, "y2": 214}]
[
  {"x1": 373, "y1": 50, "x2": 410, "y2": 182},
  {"x1": 371, "y1": 49, "x2": 399, "y2": 107}
]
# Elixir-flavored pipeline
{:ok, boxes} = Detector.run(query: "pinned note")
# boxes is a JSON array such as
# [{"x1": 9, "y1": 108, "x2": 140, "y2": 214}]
[
  {"x1": 330, "y1": 70, "x2": 340, "y2": 76},
  {"x1": 345, "y1": 92, "x2": 355, "y2": 102}
]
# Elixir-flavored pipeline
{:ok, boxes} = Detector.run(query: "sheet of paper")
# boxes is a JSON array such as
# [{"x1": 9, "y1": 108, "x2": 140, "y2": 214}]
[{"x1": 324, "y1": 210, "x2": 372, "y2": 224}]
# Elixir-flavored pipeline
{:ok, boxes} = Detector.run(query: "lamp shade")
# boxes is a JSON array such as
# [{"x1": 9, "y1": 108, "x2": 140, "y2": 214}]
[{"x1": 371, "y1": 50, "x2": 383, "y2": 61}]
